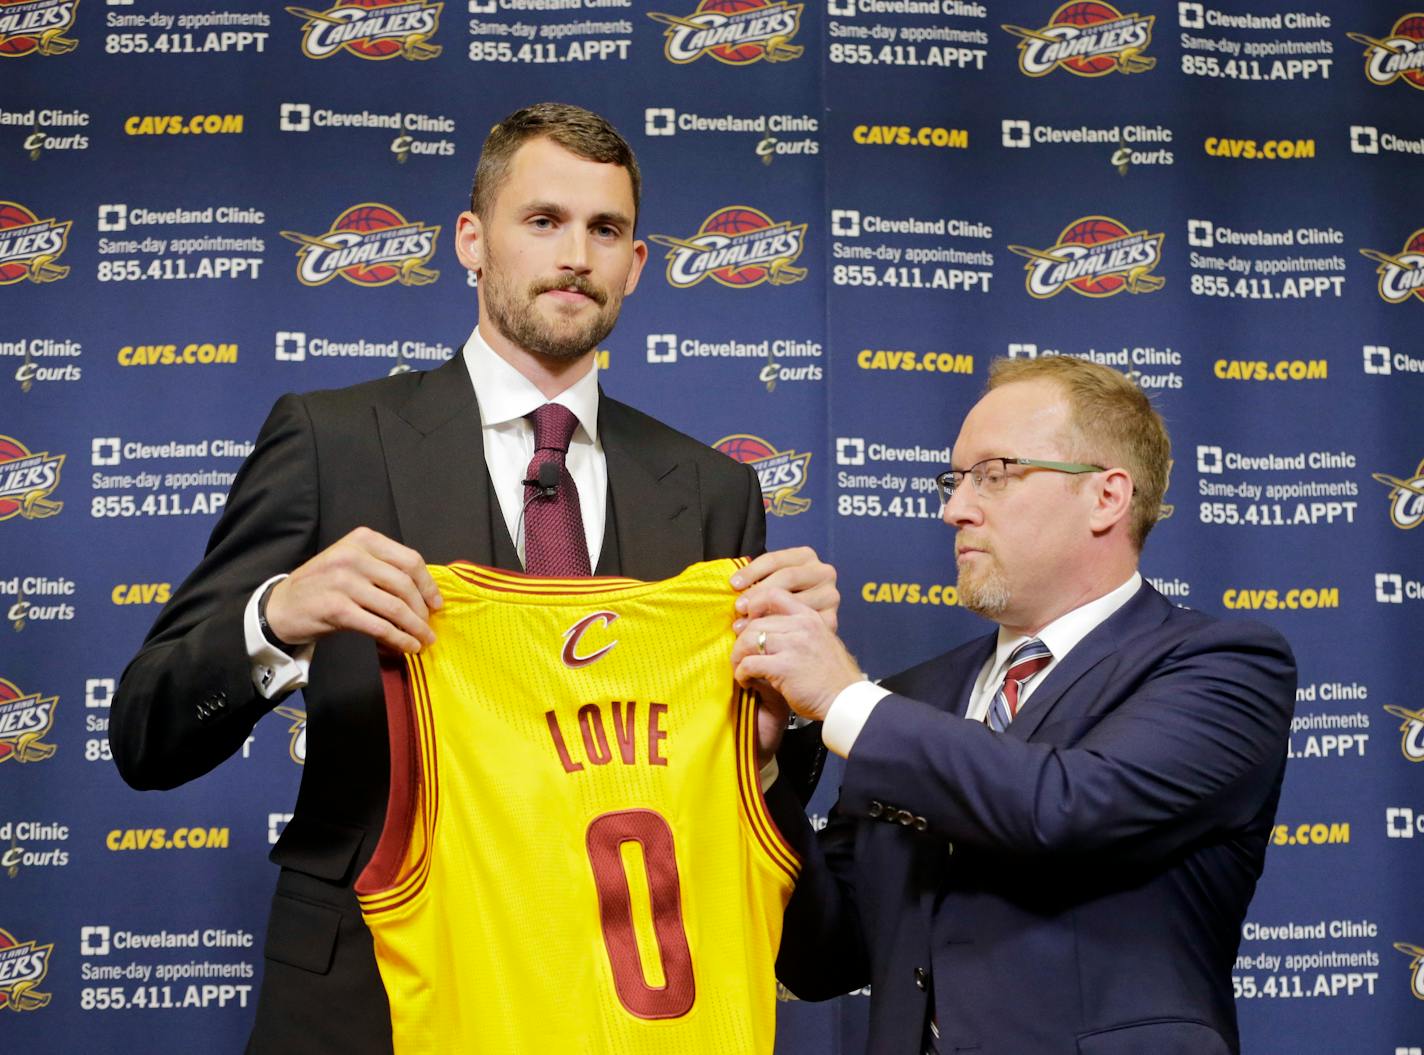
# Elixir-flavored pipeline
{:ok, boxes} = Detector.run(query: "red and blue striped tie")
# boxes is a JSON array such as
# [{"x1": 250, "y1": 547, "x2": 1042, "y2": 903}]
[{"x1": 986, "y1": 638, "x2": 1052, "y2": 732}]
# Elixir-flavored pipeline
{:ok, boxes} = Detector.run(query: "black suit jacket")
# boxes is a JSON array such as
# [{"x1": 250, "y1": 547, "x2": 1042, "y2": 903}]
[
  {"x1": 769, "y1": 584, "x2": 1296, "y2": 1055},
  {"x1": 110, "y1": 356, "x2": 771, "y2": 1053}
]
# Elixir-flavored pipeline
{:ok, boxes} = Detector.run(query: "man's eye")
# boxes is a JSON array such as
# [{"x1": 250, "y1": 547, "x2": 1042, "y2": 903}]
[{"x1": 530, "y1": 217, "x2": 553, "y2": 229}]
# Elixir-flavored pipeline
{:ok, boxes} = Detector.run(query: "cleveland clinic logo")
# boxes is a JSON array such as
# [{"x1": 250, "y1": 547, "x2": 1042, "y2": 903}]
[
  {"x1": 0, "y1": 0, "x2": 78, "y2": 56},
  {"x1": 1349, "y1": 14, "x2": 1424, "y2": 90},
  {"x1": 1009, "y1": 215, "x2": 1165, "y2": 298},
  {"x1": 1373, "y1": 458, "x2": 1424, "y2": 529},
  {"x1": 281, "y1": 204, "x2": 439, "y2": 287},
  {"x1": 650, "y1": 206, "x2": 807, "y2": 289},
  {"x1": 286, "y1": 0, "x2": 441, "y2": 60},
  {"x1": 648, "y1": 1, "x2": 803, "y2": 65},
  {"x1": 1361, "y1": 228, "x2": 1424, "y2": 302},
  {"x1": 1003, "y1": 3, "x2": 1155, "y2": 77}
]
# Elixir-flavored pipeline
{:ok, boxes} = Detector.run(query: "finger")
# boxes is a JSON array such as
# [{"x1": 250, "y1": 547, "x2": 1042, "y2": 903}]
[
  {"x1": 348, "y1": 529, "x2": 441, "y2": 610},
  {"x1": 733, "y1": 653, "x2": 778, "y2": 688},
  {"x1": 336, "y1": 599, "x2": 427, "y2": 654},
  {"x1": 730, "y1": 546, "x2": 817, "y2": 590},
  {"x1": 736, "y1": 586, "x2": 813, "y2": 621},
  {"x1": 352, "y1": 552, "x2": 436, "y2": 627},
  {"x1": 350, "y1": 578, "x2": 436, "y2": 647}
]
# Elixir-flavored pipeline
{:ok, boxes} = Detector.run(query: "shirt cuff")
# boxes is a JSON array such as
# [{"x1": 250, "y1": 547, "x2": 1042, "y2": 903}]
[
  {"x1": 244, "y1": 574, "x2": 313, "y2": 699},
  {"x1": 822, "y1": 680, "x2": 891, "y2": 758}
]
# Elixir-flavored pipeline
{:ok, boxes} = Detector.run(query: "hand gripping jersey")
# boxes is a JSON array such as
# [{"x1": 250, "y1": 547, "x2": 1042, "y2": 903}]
[{"x1": 355, "y1": 558, "x2": 799, "y2": 1054}]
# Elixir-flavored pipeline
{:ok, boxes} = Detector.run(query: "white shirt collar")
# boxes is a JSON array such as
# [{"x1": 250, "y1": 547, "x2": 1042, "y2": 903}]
[
  {"x1": 461, "y1": 325, "x2": 600, "y2": 442},
  {"x1": 990, "y1": 572, "x2": 1143, "y2": 680}
]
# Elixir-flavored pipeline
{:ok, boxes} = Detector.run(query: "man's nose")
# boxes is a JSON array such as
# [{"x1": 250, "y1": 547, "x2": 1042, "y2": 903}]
[
  {"x1": 558, "y1": 228, "x2": 591, "y2": 274},
  {"x1": 942, "y1": 480, "x2": 981, "y2": 527}
]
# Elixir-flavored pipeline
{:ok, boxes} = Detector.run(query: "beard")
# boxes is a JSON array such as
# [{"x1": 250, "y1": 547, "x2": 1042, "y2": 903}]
[
  {"x1": 955, "y1": 545, "x2": 1011, "y2": 619},
  {"x1": 481, "y1": 247, "x2": 623, "y2": 362}
]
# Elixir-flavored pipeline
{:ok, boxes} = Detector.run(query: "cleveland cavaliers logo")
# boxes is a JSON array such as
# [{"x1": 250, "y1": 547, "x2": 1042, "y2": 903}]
[
  {"x1": 561, "y1": 612, "x2": 619, "y2": 669},
  {"x1": 0, "y1": 0, "x2": 78, "y2": 57},
  {"x1": 0, "y1": 202, "x2": 69, "y2": 285},
  {"x1": 285, "y1": 0, "x2": 441, "y2": 60},
  {"x1": 1349, "y1": 14, "x2": 1424, "y2": 89},
  {"x1": 0, "y1": 436, "x2": 63, "y2": 522},
  {"x1": 1003, "y1": 3, "x2": 1154, "y2": 77},
  {"x1": 1010, "y1": 216, "x2": 1165, "y2": 298},
  {"x1": 1396, "y1": 941, "x2": 1424, "y2": 1000},
  {"x1": 274, "y1": 705, "x2": 307, "y2": 764},
  {"x1": 715, "y1": 434, "x2": 811, "y2": 516},
  {"x1": 282, "y1": 203, "x2": 439, "y2": 287},
  {"x1": 1372, "y1": 458, "x2": 1424, "y2": 529},
  {"x1": 0, "y1": 678, "x2": 58, "y2": 764},
  {"x1": 1385, "y1": 705, "x2": 1424, "y2": 762},
  {"x1": 649, "y1": 1, "x2": 803, "y2": 65},
  {"x1": 0, "y1": 929, "x2": 52, "y2": 1011},
  {"x1": 651, "y1": 206, "x2": 807, "y2": 289},
  {"x1": 1361, "y1": 228, "x2": 1424, "y2": 302}
]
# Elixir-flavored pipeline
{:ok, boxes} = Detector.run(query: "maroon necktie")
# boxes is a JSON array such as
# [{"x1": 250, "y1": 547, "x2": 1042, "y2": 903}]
[
  {"x1": 522, "y1": 403, "x2": 591, "y2": 577},
  {"x1": 986, "y1": 638, "x2": 1052, "y2": 732}
]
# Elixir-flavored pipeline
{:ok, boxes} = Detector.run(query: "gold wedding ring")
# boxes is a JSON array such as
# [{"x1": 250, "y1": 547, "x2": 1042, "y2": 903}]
[{"x1": 756, "y1": 630, "x2": 767, "y2": 655}]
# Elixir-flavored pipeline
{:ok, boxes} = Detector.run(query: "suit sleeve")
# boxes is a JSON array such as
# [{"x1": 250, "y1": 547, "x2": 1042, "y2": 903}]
[
  {"x1": 840, "y1": 619, "x2": 1295, "y2": 864},
  {"x1": 735, "y1": 460, "x2": 765, "y2": 558},
  {"x1": 765, "y1": 781, "x2": 872, "y2": 1001},
  {"x1": 109, "y1": 394, "x2": 320, "y2": 790}
]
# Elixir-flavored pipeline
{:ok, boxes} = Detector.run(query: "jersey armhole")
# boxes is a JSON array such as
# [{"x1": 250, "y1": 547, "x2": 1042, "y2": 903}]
[
  {"x1": 355, "y1": 652, "x2": 434, "y2": 910},
  {"x1": 734, "y1": 687, "x2": 802, "y2": 885}
]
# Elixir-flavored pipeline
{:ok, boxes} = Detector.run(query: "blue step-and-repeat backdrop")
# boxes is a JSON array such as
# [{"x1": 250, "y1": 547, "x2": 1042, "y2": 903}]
[{"x1": 4, "y1": 1, "x2": 1422, "y2": 1051}]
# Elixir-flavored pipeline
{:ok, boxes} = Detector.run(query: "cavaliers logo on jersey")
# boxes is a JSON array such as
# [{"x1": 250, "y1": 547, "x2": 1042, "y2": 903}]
[
  {"x1": 1384, "y1": 704, "x2": 1424, "y2": 762},
  {"x1": 649, "y1": 1, "x2": 803, "y2": 65},
  {"x1": 1372, "y1": 457, "x2": 1424, "y2": 529},
  {"x1": 561, "y1": 612, "x2": 619, "y2": 669},
  {"x1": 1361, "y1": 228, "x2": 1424, "y2": 302},
  {"x1": 0, "y1": 0, "x2": 78, "y2": 57},
  {"x1": 1009, "y1": 215, "x2": 1165, "y2": 298},
  {"x1": 0, "y1": 678, "x2": 58, "y2": 764},
  {"x1": 1349, "y1": 14, "x2": 1424, "y2": 89},
  {"x1": 715, "y1": 434, "x2": 811, "y2": 516},
  {"x1": 281, "y1": 203, "x2": 439, "y2": 287},
  {"x1": 285, "y1": 0, "x2": 442, "y2": 60},
  {"x1": 1003, "y1": 3, "x2": 1155, "y2": 77},
  {"x1": 0, "y1": 436, "x2": 64, "y2": 522},
  {"x1": 0, "y1": 929, "x2": 53, "y2": 1011},
  {"x1": 0, "y1": 202, "x2": 70, "y2": 285},
  {"x1": 650, "y1": 206, "x2": 807, "y2": 289}
]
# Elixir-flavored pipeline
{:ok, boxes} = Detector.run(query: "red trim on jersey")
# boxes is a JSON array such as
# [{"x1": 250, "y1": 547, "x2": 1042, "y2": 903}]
[
  {"x1": 355, "y1": 652, "x2": 421, "y2": 898},
  {"x1": 735, "y1": 688, "x2": 801, "y2": 881}
]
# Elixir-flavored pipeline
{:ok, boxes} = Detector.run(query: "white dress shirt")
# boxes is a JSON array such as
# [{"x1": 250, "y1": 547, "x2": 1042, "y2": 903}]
[
  {"x1": 246, "y1": 326, "x2": 608, "y2": 698},
  {"x1": 822, "y1": 573, "x2": 1143, "y2": 758}
]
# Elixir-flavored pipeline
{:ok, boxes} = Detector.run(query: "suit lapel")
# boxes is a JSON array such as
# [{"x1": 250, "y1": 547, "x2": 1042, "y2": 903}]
[
  {"x1": 598, "y1": 394, "x2": 703, "y2": 580},
  {"x1": 947, "y1": 635, "x2": 996, "y2": 718},
  {"x1": 1009, "y1": 582, "x2": 1173, "y2": 740},
  {"x1": 377, "y1": 356, "x2": 497, "y2": 566}
]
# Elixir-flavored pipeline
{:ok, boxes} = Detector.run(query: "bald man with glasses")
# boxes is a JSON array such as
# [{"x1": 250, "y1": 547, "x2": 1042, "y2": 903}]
[{"x1": 735, "y1": 355, "x2": 1296, "y2": 1055}]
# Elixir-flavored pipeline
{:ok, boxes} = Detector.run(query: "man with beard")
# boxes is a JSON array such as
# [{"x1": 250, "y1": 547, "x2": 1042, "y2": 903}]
[
  {"x1": 733, "y1": 355, "x2": 1295, "y2": 1055},
  {"x1": 110, "y1": 103, "x2": 835, "y2": 1054}
]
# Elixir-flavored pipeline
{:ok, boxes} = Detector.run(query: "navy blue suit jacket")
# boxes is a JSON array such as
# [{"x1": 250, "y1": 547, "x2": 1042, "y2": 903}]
[{"x1": 769, "y1": 583, "x2": 1296, "y2": 1055}]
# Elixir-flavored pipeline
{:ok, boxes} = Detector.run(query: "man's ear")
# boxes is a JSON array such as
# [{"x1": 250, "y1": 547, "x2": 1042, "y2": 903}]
[
  {"x1": 454, "y1": 210, "x2": 482, "y2": 276},
  {"x1": 624, "y1": 238, "x2": 649, "y2": 296},
  {"x1": 1089, "y1": 467, "x2": 1134, "y2": 535}
]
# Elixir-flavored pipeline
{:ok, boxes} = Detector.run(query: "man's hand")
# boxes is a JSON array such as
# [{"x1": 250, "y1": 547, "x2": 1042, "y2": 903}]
[
  {"x1": 266, "y1": 527, "x2": 443, "y2": 653},
  {"x1": 731, "y1": 546, "x2": 838, "y2": 633},
  {"x1": 733, "y1": 588, "x2": 862, "y2": 724}
]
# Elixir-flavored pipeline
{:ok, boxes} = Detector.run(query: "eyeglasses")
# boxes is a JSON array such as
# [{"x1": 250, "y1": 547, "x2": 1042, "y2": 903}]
[{"x1": 934, "y1": 457, "x2": 1106, "y2": 502}]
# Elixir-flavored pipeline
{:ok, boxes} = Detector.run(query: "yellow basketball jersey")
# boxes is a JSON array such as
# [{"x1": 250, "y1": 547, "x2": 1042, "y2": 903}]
[{"x1": 355, "y1": 558, "x2": 799, "y2": 1054}]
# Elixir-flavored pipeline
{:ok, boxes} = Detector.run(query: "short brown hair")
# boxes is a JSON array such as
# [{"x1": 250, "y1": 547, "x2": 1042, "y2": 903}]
[
  {"x1": 987, "y1": 355, "x2": 1171, "y2": 549},
  {"x1": 471, "y1": 103, "x2": 641, "y2": 224}
]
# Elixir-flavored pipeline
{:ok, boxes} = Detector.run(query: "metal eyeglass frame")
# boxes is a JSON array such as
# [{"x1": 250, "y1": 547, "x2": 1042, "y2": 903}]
[{"x1": 934, "y1": 457, "x2": 1106, "y2": 502}]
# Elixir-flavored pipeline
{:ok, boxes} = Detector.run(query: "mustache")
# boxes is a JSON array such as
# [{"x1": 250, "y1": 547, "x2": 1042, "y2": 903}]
[
  {"x1": 956, "y1": 536, "x2": 993, "y2": 556},
  {"x1": 530, "y1": 274, "x2": 608, "y2": 306}
]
